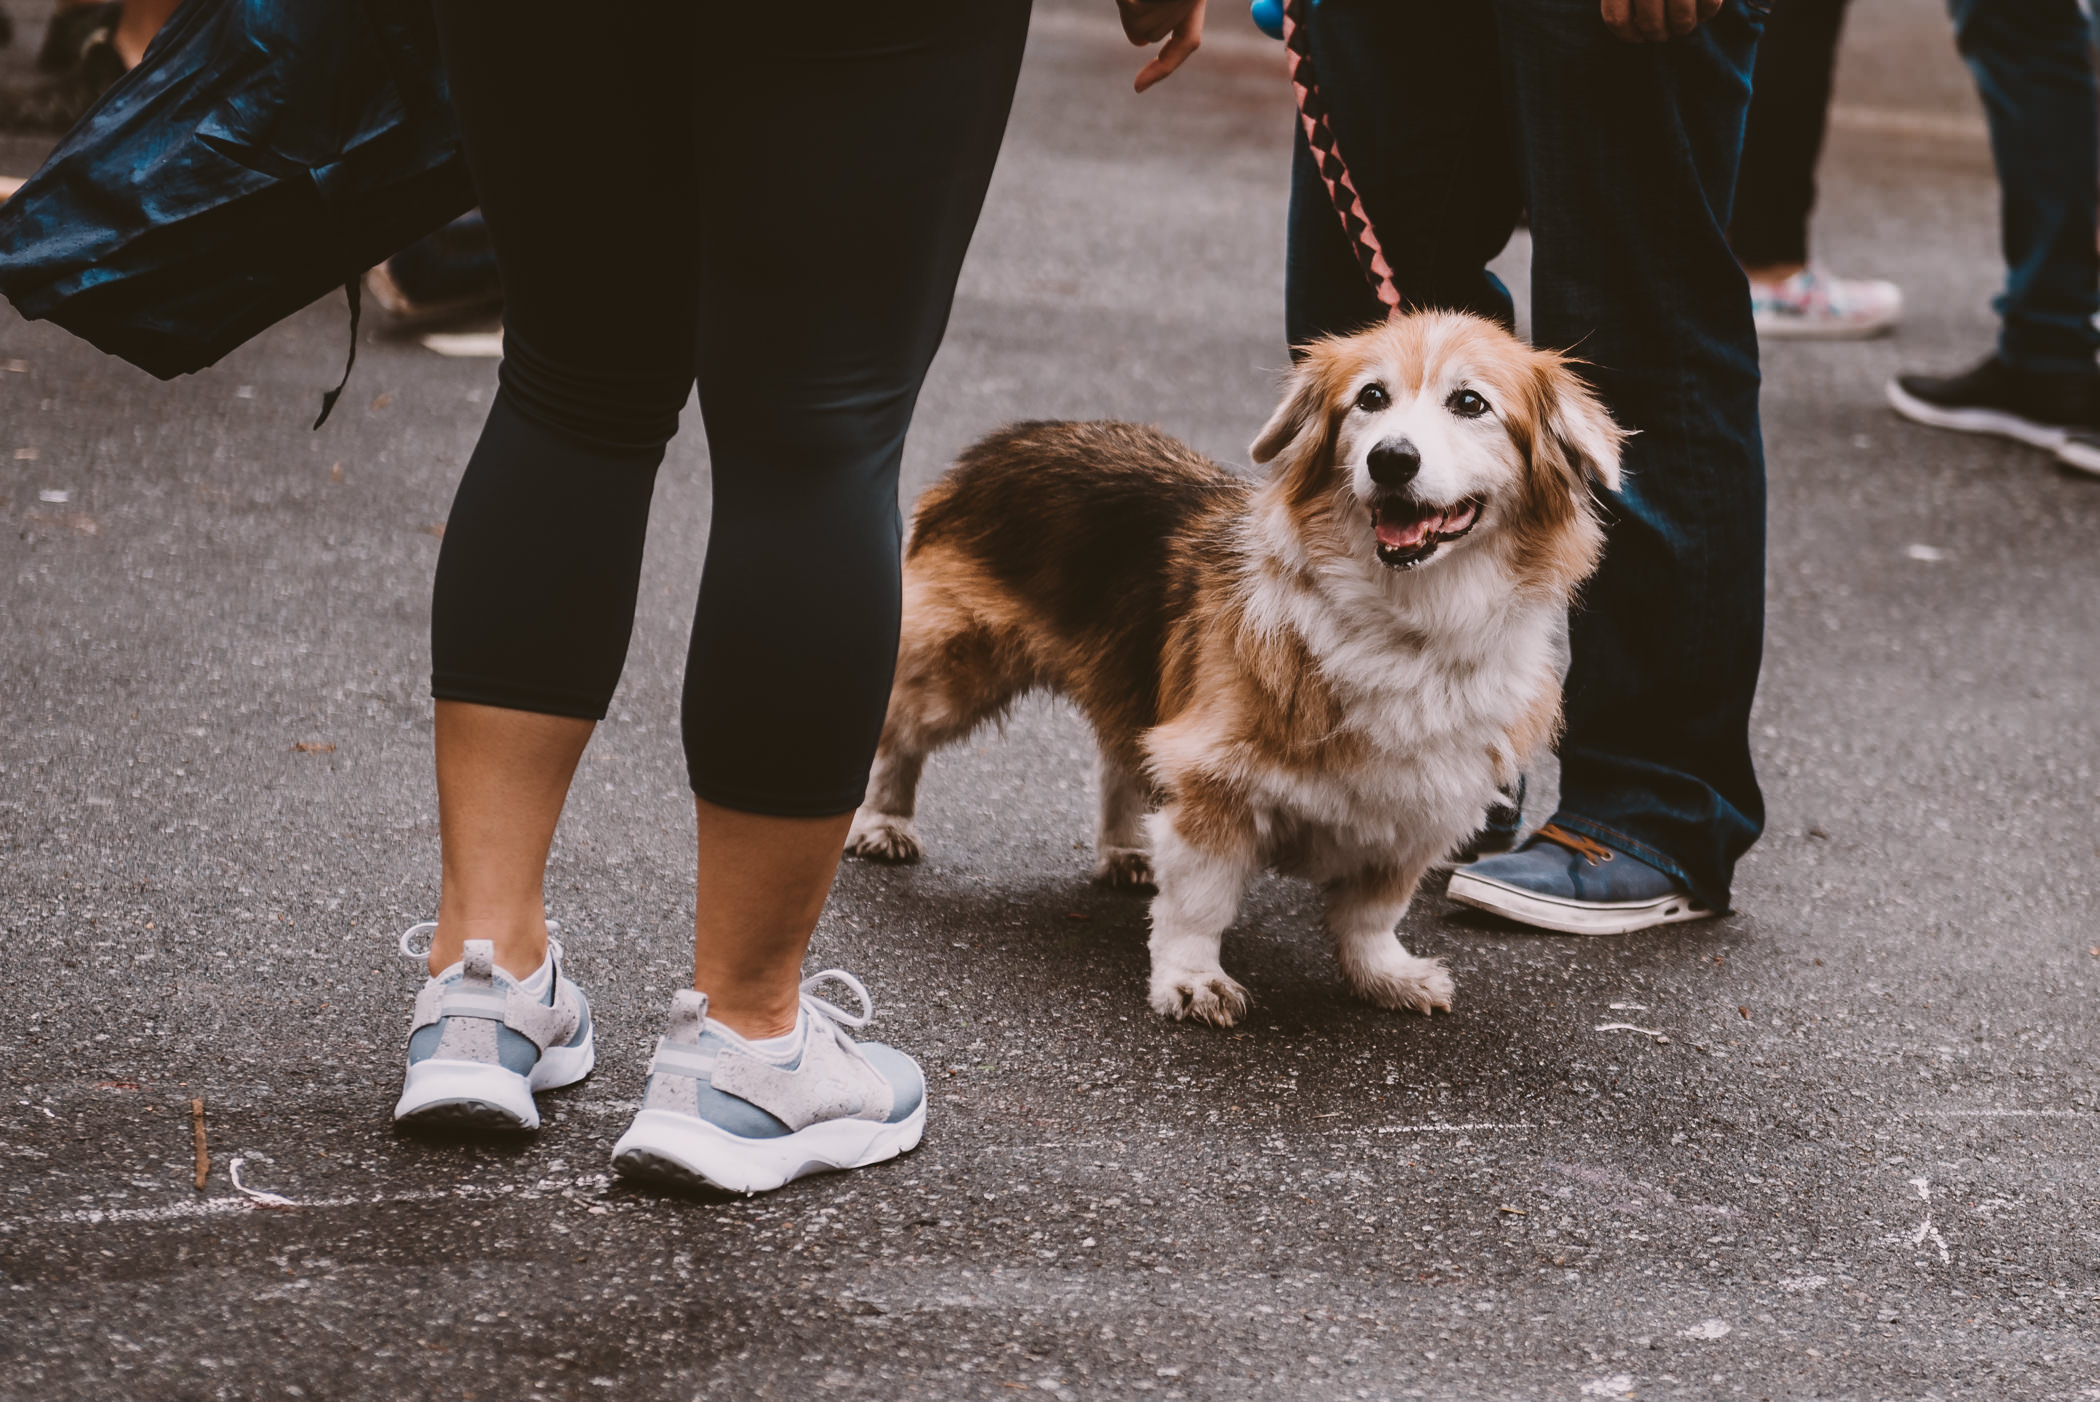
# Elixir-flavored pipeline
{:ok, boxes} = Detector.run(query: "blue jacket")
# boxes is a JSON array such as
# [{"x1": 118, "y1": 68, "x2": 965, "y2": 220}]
[{"x1": 0, "y1": 0, "x2": 472, "y2": 401}]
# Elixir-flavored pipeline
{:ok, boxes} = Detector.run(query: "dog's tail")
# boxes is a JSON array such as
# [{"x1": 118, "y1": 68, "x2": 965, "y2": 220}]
[{"x1": 908, "y1": 420, "x2": 1234, "y2": 566}]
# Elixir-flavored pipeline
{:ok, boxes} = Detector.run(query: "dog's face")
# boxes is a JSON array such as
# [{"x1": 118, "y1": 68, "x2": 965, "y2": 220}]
[{"x1": 1251, "y1": 313, "x2": 1625, "y2": 579}]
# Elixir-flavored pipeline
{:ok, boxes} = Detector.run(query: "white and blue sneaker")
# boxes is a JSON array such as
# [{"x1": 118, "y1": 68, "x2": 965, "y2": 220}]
[
  {"x1": 612, "y1": 971, "x2": 925, "y2": 1195},
  {"x1": 391, "y1": 923, "x2": 596, "y2": 1132},
  {"x1": 1445, "y1": 821, "x2": 1715, "y2": 936}
]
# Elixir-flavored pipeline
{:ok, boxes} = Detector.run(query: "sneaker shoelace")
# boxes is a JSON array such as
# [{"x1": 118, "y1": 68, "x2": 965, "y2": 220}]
[
  {"x1": 396, "y1": 919, "x2": 563, "y2": 963},
  {"x1": 799, "y1": 969, "x2": 874, "y2": 1034},
  {"x1": 1533, "y1": 822, "x2": 1616, "y2": 866},
  {"x1": 397, "y1": 921, "x2": 439, "y2": 960}
]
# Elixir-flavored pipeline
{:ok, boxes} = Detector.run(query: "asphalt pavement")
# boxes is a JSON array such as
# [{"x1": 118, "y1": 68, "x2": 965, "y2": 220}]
[{"x1": 2, "y1": 2, "x2": 2097, "y2": 1399}]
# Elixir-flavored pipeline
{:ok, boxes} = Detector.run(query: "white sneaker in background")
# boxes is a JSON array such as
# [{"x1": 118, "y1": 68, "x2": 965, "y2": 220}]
[{"x1": 1750, "y1": 264, "x2": 1902, "y2": 341}]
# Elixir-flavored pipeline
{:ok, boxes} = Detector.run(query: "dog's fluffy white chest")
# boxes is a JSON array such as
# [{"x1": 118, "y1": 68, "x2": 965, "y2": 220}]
[{"x1": 1238, "y1": 557, "x2": 1561, "y2": 877}]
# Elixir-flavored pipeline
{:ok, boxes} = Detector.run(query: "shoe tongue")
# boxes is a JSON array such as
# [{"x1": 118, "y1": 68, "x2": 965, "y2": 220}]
[{"x1": 665, "y1": 988, "x2": 710, "y2": 1044}]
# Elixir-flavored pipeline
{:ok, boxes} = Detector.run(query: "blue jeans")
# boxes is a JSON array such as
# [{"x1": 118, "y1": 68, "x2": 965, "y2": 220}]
[
  {"x1": 1948, "y1": 0, "x2": 2100, "y2": 375},
  {"x1": 1286, "y1": 0, "x2": 1768, "y2": 911}
]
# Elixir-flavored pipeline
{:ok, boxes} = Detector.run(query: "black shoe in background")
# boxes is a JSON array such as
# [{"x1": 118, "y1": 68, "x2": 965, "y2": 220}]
[
  {"x1": 0, "y1": 6, "x2": 122, "y2": 133},
  {"x1": 1887, "y1": 354, "x2": 2100, "y2": 451},
  {"x1": 1451, "y1": 775, "x2": 1526, "y2": 863},
  {"x1": 365, "y1": 211, "x2": 504, "y2": 328},
  {"x1": 36, "y1": 1, "x2": 116, "y2": 73}
]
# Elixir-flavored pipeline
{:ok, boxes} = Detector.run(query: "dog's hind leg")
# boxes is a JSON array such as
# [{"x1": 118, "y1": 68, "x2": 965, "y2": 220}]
[
  {"x1": 1143, "y1": 805, "x2": 1256, "y2": 1026},
  {"x1": 1093, "y1": 750, "x2": 1155, "y2": 890},
  {"x1": 846, "y1": 573, "x2": 1025, "y2": 864},
  {"x1": 1325, "y1": 863, "x2": 1454, "y2": 1015},
  {"x1": 847, "y1": 742, "x2": 930, "y2": 863}
]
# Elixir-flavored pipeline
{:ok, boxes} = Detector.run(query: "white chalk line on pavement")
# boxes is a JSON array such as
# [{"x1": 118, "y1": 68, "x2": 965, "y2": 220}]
[
  {"x1": 17, "y1": 1192, "x2": 407, "y2": 1229},
  {"x1": 1909, "y1": 1108, "x2": 2092, "y2": 1119},
  {"x1": 5, "y1": 1181, "x2": 601, "y2": 1233}
]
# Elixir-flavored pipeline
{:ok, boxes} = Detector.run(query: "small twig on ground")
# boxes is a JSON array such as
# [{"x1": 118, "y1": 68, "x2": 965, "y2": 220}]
[
  {"x1": 1594, "y1": 1022, "x2": 1671, "y2": 1044},
  {"x1": 190, "y1": 1098, "x2": 209, "y2": 1190}
]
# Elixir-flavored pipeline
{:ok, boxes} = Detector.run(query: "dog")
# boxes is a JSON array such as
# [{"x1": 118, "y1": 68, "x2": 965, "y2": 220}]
[{"x1": 846, "y1": 311, "x2": 1624, "y2": 1026}]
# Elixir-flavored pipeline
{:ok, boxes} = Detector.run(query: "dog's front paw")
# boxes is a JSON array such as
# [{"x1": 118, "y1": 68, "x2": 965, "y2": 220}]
[
  {"x1": 1348, "y1": 952, "x2": 1455, "y2": 1015},
  {"x1": 845, "y1": 810, "x2": 923, "y2": 864},
  {"x1": 1093, "y1": 846, "x2": 1156, "y2": 891},
  {"x1": 1149, "y1": 965, "x2": 1251, "y2": 1027}
]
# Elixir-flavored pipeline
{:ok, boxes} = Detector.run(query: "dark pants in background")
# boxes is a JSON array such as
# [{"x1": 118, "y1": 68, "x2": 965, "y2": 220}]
[
  {"x1": 1287, "y1": 0, "x2": 1768, "y2": 911},
  {"x1": 1948, "y1": 0, "x2": 2100, "y2": 374},
  {"x1": 1729, "y1": 0, "x2": 1851, "y2": 270},
  {"x1": 428, "y1": 1, "x2": 1031, "y2": 816}
]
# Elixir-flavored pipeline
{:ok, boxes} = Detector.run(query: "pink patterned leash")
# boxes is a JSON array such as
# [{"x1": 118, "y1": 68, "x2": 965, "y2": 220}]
[{"x1": 1280, "y1": 0, "x2": 1403, "y2": 321}]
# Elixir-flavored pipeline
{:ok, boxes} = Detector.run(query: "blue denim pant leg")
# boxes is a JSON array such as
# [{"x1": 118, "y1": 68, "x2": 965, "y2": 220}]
[
  {"x1": 1948, "y1": 0, "x2": 2100, "y2": 375},
  {"x1": 1280, "y1": 0, "x2": 1768, "y2": 911},
  {"x1": 1284, "y1": 0, "x2": 1522, "y2": 350},
  {"x1": 1499, "y1": 0, "x2": 1768, "y2": 911}
]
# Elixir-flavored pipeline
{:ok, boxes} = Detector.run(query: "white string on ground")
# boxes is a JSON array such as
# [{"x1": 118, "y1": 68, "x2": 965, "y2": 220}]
[
  {"x1": 1903, "y1": 1177, "x2": 1951, "y2": 1263},
  {"x1": 227, "y1": 1157, "x2": 299, "y2": 1210}
]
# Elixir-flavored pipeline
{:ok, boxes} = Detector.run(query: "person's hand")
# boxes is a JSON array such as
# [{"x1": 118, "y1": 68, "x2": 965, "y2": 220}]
[
  {"x1": 1601, "y1": 0, "x2": 1722, "y2": 42},
  {"x1": 1117, "y1": 0, "x2": 1205, "y2": 92}
]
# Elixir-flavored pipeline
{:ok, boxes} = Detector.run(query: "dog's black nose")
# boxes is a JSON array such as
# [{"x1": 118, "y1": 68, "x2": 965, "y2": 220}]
[{"x1": 1367, "y1": 439, "x2": 1421, "y2": 487}]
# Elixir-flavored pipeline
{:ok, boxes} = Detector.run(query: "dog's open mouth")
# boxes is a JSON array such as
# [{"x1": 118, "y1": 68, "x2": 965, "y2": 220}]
[{"x1": 1370, "y1": 495, "x2": 1483, "y2": 569}]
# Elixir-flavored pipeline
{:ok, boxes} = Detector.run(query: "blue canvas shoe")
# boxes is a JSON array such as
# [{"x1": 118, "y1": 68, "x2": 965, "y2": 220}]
[
  {"x1": 391, "y1": 923, "x2": 596, "y2": 1132},
  {"x1": 612, "y1": 970, "x2": 925, "y2": 1195},
  {"x1": 1445, "y1": 822, "x2": 1714, "y2": 935}
]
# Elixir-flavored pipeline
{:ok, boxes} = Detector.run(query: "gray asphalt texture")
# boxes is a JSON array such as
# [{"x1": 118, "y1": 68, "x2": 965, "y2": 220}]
[{"x1": 3, "y1": 2, "x2": 2098, "y2": 1399}]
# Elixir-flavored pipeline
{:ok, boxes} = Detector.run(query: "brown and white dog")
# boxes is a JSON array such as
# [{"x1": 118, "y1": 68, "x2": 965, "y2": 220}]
[{"x1": 846, "y1": 311, "x2": 1624, "y2": 1026}]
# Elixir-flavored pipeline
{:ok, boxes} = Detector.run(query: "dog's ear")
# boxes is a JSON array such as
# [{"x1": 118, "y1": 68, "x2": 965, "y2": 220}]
[
  {"x1": 1533, "y1": 356, "x2": 1626, "y2": 493},
  {"x1": 1251, "y1": 346, "x2": 1342, "y2": 469}
]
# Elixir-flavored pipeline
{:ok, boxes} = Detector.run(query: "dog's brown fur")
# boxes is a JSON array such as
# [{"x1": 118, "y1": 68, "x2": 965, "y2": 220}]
[{"x1": 848, "y1": 312, "x2": 1624, "y2": 1024}]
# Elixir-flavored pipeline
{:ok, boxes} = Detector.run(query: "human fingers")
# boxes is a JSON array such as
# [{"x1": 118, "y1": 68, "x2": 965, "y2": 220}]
[
  {"x1": 1603, "y1": 0, "x2": 1678, "y2": 41},
  {"x1": 1134, "y1": 15, "x2": 1204, "y2": 91},
  {"x1": 1133, "y1": 0, "x2": 1205, "y2": 91},
  {"x1": 1118, "y1": 0, "x2": 1197, "y2": 45}
]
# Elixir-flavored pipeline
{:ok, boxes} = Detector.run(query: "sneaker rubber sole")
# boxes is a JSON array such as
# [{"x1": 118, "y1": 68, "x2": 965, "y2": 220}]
[
  {"x1": 1756, "y1": 311, "x2": 1897, "y2": 342},
  {"x1": 393, "y1": 1030, "x2": 596, "y2": 1132},
  {"x1": 2052, "y1": 438, "x2": 2100, "y2": 476},
  {"x1": 611, "y1": 1102, "x2": 926, "y2": 1196},
  {"x1": 1446, "y1": 869, "x2": 1714, "y2": 936},
  {"x1": 1886, "y1": 378, "x2": 2071, "y2": 451}
]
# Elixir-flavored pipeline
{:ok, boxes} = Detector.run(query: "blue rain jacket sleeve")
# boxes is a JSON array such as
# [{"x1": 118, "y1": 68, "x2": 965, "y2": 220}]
[{"x1": 0, "y1": 0, "x2": 473, "y2": 380}]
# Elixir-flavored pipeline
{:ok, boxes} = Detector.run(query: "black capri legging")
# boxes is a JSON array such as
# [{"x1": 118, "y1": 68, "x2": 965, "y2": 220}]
[{"x1": 428, "y1": 1, "x2": 1031, "y2": 816}]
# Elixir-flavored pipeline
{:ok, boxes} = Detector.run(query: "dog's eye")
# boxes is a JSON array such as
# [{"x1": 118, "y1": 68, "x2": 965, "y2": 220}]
[
  {"x1": 1447, "y1": 388, "x2": 1490, "y2": 418},
  {"x1": 1354, "y1": 383, "x2": 1390, "y2": 413}
]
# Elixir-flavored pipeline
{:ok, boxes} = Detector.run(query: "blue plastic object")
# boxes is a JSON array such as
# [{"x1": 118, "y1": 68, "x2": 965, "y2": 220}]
[
  {"x1": 0, "y1": 0, "x2": 473, "y2": 387},
  {"x1": 1250, "y1": 0, "x2": 1284, "y2": 39}
]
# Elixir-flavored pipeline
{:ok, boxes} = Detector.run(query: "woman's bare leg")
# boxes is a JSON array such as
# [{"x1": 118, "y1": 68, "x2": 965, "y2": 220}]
[
  {"x1": 431, "y1": 700, "x2": 593, "y2": 979},
  {"x1": 691, "y1": 798, "x2": 854, "y2": 1040}
]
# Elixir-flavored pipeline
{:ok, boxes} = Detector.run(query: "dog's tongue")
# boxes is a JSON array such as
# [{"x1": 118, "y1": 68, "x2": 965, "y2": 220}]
[{"x1": 1376, "y1": 512, "x2": 1434, "y2": 550}]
